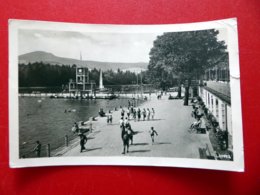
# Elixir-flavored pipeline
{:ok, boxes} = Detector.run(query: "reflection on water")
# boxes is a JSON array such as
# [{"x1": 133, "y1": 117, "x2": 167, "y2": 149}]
[{"x1": 19, "y1": 97, "x2": 142, "y2": 158}]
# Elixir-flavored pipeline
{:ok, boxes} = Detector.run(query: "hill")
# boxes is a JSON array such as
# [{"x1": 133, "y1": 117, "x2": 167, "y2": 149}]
[{"x1": 19, "y1": 51, "x2": 148, "y2": 72}]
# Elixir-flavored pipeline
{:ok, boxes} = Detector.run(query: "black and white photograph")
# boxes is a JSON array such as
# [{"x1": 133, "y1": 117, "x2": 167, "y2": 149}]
[{"x1": 9, "y1": 19, "x2": 244, "y2": 171}]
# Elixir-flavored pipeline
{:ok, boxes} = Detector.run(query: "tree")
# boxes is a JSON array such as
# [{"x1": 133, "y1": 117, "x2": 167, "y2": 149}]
[{"x1": 148, "y1": 29, "x2": 227, "y2": 105}]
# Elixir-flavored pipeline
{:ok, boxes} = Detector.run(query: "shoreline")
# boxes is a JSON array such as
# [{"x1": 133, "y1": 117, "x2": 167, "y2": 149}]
[{"x1": 18, "y1": 92, "x2": 153, "y2": 99}]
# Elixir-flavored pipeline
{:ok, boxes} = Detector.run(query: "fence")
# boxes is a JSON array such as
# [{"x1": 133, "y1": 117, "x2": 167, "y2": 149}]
[{"x1": 20, "y1": 120, "x2": 93, "y2": 159}]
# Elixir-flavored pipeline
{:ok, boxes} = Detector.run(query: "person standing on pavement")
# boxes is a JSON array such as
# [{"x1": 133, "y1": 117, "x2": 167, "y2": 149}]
[
  {"x1": 119, "y1": 117, "x2": 124, "y2": 129},
  {"x1": 127, "y1": 109, "x2": 130, "y2": 120},
  {"x1": 149, "y1": 127, "x2": 158, "y2": 144},
  {"x1": 142, "y1": 108, "x2": 146, "y2": 121},
  {"x1": 121, "y1": 108, "x2": 125, "y2": 118},
  {"x1": 151, "y1": 108, "x2": 155, "y2": 120},
  {"x1": 128, "y1": 100, "x2": 131, "y2": 109},
  {"x1": 147, "y1": 108, "x2": 151, "y2": 120},
  {"x1": 79, "y1": 134, "x2": 87, "y2": 153},
  {"x1": 137, "y1": 108, "x2": 141, "y2": 121},
  {"x1": 124, "y1": 117, "x2": 129, "y2": 128},
  {"x1": 107, "y1": 110, "x2": 112, "y2": 124},
  {"x1": 133, "y1": 108, "x2": 137, "y2": 121}
]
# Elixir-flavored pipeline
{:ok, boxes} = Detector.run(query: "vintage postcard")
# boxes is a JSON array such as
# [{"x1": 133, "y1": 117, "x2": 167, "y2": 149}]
[{"x1": 9, "y1": 18, "x2": 244, "y2": 171}]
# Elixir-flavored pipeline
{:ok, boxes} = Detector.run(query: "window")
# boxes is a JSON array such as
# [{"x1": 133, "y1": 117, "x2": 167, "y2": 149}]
[
  {"x1": 216, "y1": 99, "x2": 219, "y2": 118},
  {"x1": 222, "y1": 103, "x2": 226, "y2": 130}
]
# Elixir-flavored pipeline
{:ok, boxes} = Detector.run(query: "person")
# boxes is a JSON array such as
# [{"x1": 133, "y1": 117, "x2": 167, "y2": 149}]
[
  {"x1": 133, "y1": 108, "x2": 137, "y2": 121},
  {"x1": 124, "y1": 117, "x2": 129, "y2": 128},
  {"x1": 128, "y1": 100, "x2": 131, "y2": 108},
  {"x1": 73, "y1": 122, "x2": 79, "y2": 132},
  {"x1": 121, "y1": 126, "x2": 129, "y2": 154},
  {"x1": 121, "y1": 109, "x2": 125, "y2": 118},
  {"x1": 151, "y1": 108, "x2": 155, "y2": 120},
  {"x1": 119, "y1": 117, "x2": 124, "y2": 128},
  {"x1": 142, "y1": 108, "x2": 146, "y2": 121},
  {"x1": 33, "y1": 141, "x2": 41, "y2": 157},
  {"x1": 127, "y1": 109, "x2": 130, "y2": 119},
  {"x1": 189, "y1": 118, "x2": 202, "y2": 133},
  {"x1": 107, "y1": 110, "x2": 112, "y2": 124},
  {"x1": 107, "y1": 114, "x2": 110, "y2": 124},
  {"x1": 149, "y1": 127, "x2": 158, "y2": 143},
  {"x1": 79, "y1": 134, "x2": 87, "y2": 152},
  {"x1": 126, "y1": 125, "x2": 134, "y2": 145},
  {"x1": 130, "y1": 106, "x2": 134, "y2": 114},
  {"x1": 137, "y1": 108, "x2": 141, "y2": 121},
  {"x1": 99, "y1": 108, "x2": 105, "y2": 117},
  {"x1": 109, "y1": 113, "x2": 113, "y2": 123},
  {"x1": 147, "y1": 108, "x2": 151, "y2": 120}
]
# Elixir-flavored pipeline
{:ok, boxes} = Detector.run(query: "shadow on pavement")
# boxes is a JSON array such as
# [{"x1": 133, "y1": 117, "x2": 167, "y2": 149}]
[
  {"x1": 133, "y1": 119, "x2": 165, "y2": 122},
  {"x1": 91, "y1": 131, "x2": 101, "y2": 135},
  {"x1": 128, "y1": 149, "x2": 151, "y2": 153},
  {"x1": 154, "y1": 142, "x2": 171, "y2": 145},
  {"x1": 83, "y1": 147, "x2": 102, "y2": 152},
  {"x1": 131, "y1": 142, "x2": 149, "y2": 146},
  {"x1": 151, "y1": 119, "x2": 165, "y2": 121},
  {"x1": 133, "y1": 131, "x2": 144, "y2": 135}
]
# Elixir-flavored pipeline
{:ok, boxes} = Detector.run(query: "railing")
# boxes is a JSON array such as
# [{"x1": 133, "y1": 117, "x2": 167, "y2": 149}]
[{"x1": 20, "y1": 121, "x2": 93, "y2": 159}]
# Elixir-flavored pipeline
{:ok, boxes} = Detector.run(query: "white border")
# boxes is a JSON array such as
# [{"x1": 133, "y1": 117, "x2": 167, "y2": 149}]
[{"x1": 9, "y1": 18, "x2": 244, "y2": 171}]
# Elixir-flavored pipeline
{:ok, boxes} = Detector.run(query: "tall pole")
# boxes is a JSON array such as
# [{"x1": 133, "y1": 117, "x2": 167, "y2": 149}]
[{"x1": 140, "y1": 71, "x2": 143, "y2": 98}]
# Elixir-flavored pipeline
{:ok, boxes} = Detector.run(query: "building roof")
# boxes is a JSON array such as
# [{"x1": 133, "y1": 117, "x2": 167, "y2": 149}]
[{"x1": 203, "y1": 86, "x2": 231, "y2": 105}]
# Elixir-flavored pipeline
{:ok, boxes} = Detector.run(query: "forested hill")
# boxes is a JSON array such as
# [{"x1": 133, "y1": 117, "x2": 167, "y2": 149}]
[{"x1": 19, "y1": 51, "x2": 148, "y2": 72}]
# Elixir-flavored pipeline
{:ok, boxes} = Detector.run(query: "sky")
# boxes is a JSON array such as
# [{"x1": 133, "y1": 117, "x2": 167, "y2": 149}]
[{"x1": 18, "y1": 28, "x2": 228, "y2": 63}]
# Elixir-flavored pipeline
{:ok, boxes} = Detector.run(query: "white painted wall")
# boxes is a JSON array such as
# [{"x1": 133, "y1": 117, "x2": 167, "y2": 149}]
[{"x1": 199, "y1": 87, "x2": 232, "y2": 135}]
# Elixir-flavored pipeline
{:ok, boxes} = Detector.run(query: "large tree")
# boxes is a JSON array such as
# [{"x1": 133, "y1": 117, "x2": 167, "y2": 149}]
[{"x1": 148, "y1": 29, "x2": 227, "y2": 105}]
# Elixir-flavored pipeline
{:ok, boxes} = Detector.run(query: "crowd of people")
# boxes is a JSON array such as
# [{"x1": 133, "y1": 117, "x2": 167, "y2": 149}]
[
  {"x1": 120, "y1": 106, "x2": 155, "y2": 122},
  {"x1": 118, "y1": 105, "x2": 158, "y2": 154},
  {"x1": 83, "y1": 95, "x2": 161, "y2": 154}
]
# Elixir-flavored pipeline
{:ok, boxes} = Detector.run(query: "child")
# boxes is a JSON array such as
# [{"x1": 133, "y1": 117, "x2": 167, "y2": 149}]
[
  {"x1": 137, "y1": 108, "x2": 141, "y2": 121},
  {"x1": 151, "y1": 108, "x2": 155, "y2": 120},
  {"x1": 142, "y1": 108, "x2": 146, "y2": 121},
  {"x1": 147, "y1": 108, "x2": 151, "y2": 120},
  {"x1": 149, "y1": 127, "x2": 158, "y2": 143}
]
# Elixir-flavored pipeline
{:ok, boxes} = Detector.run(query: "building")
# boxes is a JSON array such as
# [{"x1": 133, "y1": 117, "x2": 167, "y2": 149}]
[{"x1": 198, "y1": 53, "x2": 232, "y2": 149}]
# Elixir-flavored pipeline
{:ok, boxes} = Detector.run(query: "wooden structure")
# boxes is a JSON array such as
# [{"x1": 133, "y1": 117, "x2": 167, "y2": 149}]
[{"x1": 68, "y1": 67, "x2": 96, "y2": 97}]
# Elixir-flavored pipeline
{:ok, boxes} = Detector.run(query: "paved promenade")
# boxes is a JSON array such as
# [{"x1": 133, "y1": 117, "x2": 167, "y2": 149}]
[{"x1": 61, "y1": 93, "x2": 214, "y2": 159}]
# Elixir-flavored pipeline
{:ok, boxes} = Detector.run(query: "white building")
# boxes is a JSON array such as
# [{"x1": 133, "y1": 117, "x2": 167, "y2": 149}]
[
  {"x1": 198, "y1": 53, "x2": 232, "y2": 149},
  {"x1": 199, "y1": 81, "x2": 232, "y2": 136}
]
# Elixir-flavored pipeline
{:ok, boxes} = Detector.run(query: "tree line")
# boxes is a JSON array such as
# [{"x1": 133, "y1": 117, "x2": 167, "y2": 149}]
[{"x1": 19, "y1": 62, "x2": 148, "y2": 87}]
